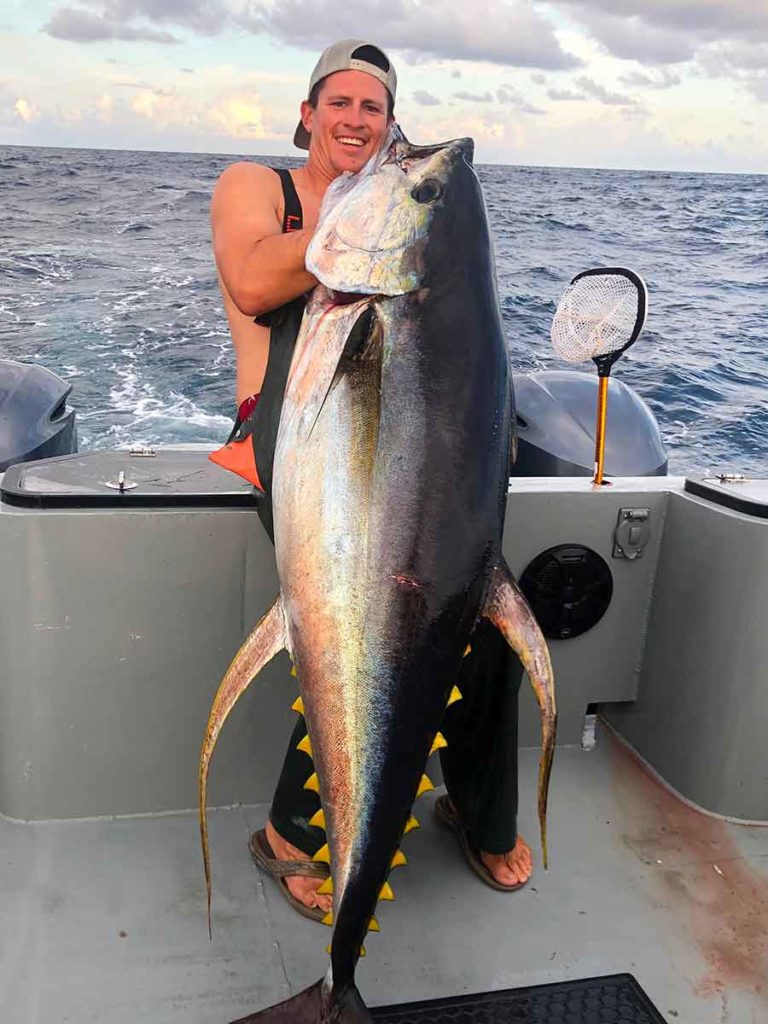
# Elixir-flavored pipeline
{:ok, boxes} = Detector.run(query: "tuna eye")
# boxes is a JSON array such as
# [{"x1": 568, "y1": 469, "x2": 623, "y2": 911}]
[{"x1": 412, "y1": 179, "x2": 442, "y2": 204}]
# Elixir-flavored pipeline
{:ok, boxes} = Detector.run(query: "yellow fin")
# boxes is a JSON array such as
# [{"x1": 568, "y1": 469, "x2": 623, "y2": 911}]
[
  {"x1": 291, "y1": 695, "x2": 304, "y2": 714},
  {"x1": 429, "y1": 732, "x2": 447, "y2": 755},
  {"x1": 447, "y1": 685, "x2": 463, "y2": 706},
  {"x1": 303, "y1": 772, "x2": 320, "y2": 793},
  {"x1": 308, "y1": 808, "x2": 326, "y2": 830},
  {"x1": 296, "y1": 734, "x2": 313, "y2": 757},
  {"x1": 290, "y1": 665, "x2": 297, "y2": 677},
  {"x1": 321, "y1": 911, "x2": 333, "y2": 927},
  {"x1": 313, "y1": 843, "x2": 331, "y2": 864},
  {"x1": 359, "y1": 945, "x2": 366, "y2": 957},
  {"x1": 368, "y1": 916, "x2": 380, "y2": 933},
  {"x1": 390, "y1": 849, "x2": 407, "y2": 868},
  {"x1": 404, "y1": 815, "x2": 420, "y2": 834},
  {"x1": 416, "y1": 774, "x2": 434, "y2": 798},
  {"x1": 379, "y1": 881, "x2": 395, "y2": 901},
  {"x1": 325, "y1": 944, "x2": 332, "y2": 955},
  {"x1": 464, "y1": 644, "x2": 472, "y2": 657},
  {"x1": 317, "y1": 877, "x2": 333, "y2": 895}
]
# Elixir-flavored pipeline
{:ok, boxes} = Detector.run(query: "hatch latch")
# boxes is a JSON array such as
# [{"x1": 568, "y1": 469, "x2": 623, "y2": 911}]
[{"x1": 613, "y1": 507, "x2": 650, "y2": 560}]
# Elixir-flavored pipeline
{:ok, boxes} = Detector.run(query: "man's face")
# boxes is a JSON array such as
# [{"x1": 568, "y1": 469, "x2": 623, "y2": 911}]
[{"x1": 301, "y1": 69, "x2": 391, "y2": 175}]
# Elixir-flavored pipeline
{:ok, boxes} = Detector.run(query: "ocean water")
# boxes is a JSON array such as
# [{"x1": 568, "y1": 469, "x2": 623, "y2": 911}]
[{"x1": 1, "y1": 144, "x2": 766, "y2": 474}]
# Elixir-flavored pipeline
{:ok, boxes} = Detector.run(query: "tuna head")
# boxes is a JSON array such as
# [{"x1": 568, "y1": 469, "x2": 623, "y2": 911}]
[{"x1": 306, "y1": 136, "x2": 477, "y2": 298}]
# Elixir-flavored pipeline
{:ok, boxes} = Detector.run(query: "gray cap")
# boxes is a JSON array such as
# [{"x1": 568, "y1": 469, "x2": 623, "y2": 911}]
[{"x1": 294, "y1": 39, "x2": 397, "y2": 150}]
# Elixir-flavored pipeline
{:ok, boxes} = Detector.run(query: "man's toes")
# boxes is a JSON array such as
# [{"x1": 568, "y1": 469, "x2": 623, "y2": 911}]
[{"x1": 315, "y1": 892, "x2": 333, "y2": 913}]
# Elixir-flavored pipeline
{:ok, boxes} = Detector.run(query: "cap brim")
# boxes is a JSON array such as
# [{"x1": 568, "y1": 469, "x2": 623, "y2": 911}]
[{"x1": 293, "y1": 121, "x2": 311, "y2": 150}]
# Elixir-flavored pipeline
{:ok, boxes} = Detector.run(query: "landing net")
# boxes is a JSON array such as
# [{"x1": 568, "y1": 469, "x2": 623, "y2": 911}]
[{"x1": 551, "y1": 272, "x2": 640, "y2": 363}]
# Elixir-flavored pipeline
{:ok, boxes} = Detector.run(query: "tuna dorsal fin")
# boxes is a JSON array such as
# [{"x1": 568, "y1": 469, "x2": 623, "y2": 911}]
[
  {"x1": 483, "y1": 560, "x2": 557, "y2": 869},
  {"x1": 199, "y1": 594, "x2": 288, "y2": 937}
]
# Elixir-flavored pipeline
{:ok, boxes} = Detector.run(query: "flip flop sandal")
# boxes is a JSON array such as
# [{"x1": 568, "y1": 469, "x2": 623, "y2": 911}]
[
  {"x1": 434, "y1": 794, "x2": 527, "y2": 893},
  {"x1": 248, "y1": 828, "x2": 331, "y2": 923}
]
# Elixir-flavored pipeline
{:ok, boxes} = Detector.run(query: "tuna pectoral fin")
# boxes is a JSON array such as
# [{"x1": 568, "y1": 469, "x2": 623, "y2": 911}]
[
  {"x1": 199, "y1": 595, "x2": 287, "y2": 934},
  {"x1": 483, "y1": 562, "x2": 557, "y2": 869},
  {"x1": 230, "y1": 980, "x2": 372, "y2": 1024}
]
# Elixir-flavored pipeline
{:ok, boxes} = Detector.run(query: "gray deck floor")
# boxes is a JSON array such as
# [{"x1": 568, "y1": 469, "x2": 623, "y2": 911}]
[{"x1": 2, "y1": 727, "x2": 767, "y2": 1024}]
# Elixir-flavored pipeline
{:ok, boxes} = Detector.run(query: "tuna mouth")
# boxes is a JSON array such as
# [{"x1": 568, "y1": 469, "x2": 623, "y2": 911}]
[{"x1": 329, "y1": 289, "x2": 367, "y2": 306}]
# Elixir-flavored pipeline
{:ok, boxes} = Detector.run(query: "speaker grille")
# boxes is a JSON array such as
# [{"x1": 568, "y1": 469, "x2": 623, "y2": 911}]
[{"x1": 520, "y1": 544, "x2": 613, "y2": 640}]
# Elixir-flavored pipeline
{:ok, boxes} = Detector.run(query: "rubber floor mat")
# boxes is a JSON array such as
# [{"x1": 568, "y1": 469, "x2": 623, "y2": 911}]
[{"x1": 371, "y1": 973, "x2": 666, "y2": 1024}]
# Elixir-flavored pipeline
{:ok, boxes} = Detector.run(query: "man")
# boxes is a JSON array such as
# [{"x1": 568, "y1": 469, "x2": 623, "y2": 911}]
[{"x1": 211, "y1": 39, "x2": 532, "y2": 921}]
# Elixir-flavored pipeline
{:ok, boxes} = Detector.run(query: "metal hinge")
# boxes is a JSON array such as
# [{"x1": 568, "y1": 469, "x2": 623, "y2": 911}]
[{"x1": 613, "y1": 507, "x2": 651, "y2": 560}]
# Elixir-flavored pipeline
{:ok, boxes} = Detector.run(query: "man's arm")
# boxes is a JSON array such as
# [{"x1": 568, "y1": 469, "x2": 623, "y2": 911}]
[{"x1": 211, "y1": 163, "x2": 318, "y2": 318}]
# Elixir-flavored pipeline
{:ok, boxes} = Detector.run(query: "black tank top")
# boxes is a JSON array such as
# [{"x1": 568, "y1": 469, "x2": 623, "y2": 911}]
[{"x1": 231, "y1": 167, "x2": 307, "y2": 542}]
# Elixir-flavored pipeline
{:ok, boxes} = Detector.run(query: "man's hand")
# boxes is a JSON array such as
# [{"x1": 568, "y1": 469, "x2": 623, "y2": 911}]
[{"x1": 211, "y1": 163, "x2": 318, "y2": 318}]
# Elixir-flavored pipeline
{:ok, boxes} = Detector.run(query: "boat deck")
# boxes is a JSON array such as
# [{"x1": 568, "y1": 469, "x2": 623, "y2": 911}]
[{"x1": 2, "y1": 726, "x2": 767, "y2": 1024}]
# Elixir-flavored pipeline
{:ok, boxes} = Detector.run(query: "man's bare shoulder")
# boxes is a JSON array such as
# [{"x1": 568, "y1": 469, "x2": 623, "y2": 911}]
[{"x1": 211, "y1": 161, "x2": 281, "y2": 219}]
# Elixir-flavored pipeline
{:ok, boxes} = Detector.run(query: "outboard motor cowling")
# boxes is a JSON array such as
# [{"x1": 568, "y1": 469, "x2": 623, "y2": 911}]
[
  {"x1": 511, "y1": 370, "x2": 667, "y2": 477},
  {"x1": 0, "y1": 359, "x2": 77, "y2": 471}
]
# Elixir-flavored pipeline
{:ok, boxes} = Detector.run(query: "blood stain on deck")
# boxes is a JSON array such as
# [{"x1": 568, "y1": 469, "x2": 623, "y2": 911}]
[{"x1": 606, "y1": 728, "x2": 768, "y2": 1010}]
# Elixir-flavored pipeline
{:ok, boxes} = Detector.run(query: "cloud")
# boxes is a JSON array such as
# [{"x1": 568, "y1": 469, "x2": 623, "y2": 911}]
[
  {"x1": 116, "y1": 80, "x2": 174, "y2": 96},
  {"x1": 248, "y1": 0, "x2": 582, "y2": 70},
  {"x1": 496, "y1": 84, "x2": 545, "y2": 113},
  {"x1": 551, "y1": 0, "x2": 768, "y2": 67},
  {"x1": 619, "y1": 69, "x2": 681, "y2": 90},
  {"x1": 547, "y1": 87, "x2": 586, "y2": 101},
  {"x1": 555, "y1": 0, "x2": 768, "y2": 43},
  {"x1": 96, "y1": 93, "x2": 114, "y2": 121},
  {"x1": 45, "y1": 0, "x2": 581, "y2": 70},
  {"x1": 45, "y1": 8, "x2": 178, "y2": 43},
  {"x1": 454, "y1": 90, "x2": 494, "y2": 103},
  {"x1": 413, "y1": 90, "x2": 440, "y2": 106},
  {"x1": 207, "y1": 90, "x2": 268, "y2": 139},
  {"x1": 15, "y1": 98, "x2": 41, "y2": 122},
  {"x1": 575, "y1": 75, "x2": 634, "y2": 106}
]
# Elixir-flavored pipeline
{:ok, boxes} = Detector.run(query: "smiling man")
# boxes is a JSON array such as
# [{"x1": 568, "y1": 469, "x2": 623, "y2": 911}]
[
  {"x1": 212, "y1": 41, "x2": 395, "y2": 416},
  {"x1": 210, "y1": 39, "x2": 533, "y2": 922}
]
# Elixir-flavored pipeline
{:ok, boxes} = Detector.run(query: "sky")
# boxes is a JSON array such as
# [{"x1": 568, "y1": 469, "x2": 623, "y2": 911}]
[{"x1": 0, "y1": 0, "x2": 766, "y2": 172}]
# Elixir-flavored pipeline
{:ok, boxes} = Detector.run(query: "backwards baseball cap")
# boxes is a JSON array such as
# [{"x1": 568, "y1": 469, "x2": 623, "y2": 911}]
[{"x1": 294, "y1": 39, "x2": 397, "y2": 150}]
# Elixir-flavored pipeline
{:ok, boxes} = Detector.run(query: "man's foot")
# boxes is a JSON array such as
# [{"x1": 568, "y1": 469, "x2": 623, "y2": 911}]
[
  {"x1": 264, "y1": 819, "x2": 333, "y2": 914},
  {"x1": 434, "y1": 794, "x2": 533, "y2": 891},
  {"x1": 480, "y1": 836, "x2": 533, "y2": 887}
]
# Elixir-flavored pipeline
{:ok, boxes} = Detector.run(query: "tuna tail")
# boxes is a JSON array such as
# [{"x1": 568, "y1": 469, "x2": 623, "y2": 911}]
[
  {"x1": 199, "y1": 594, "x2": 287, "y2": 936},
  {"x1": 483, "y1": 561, "x2": 557, "y2": 868},
  {"x1": 229, "y1": 978, "x2": 372, "y2": 1024}
]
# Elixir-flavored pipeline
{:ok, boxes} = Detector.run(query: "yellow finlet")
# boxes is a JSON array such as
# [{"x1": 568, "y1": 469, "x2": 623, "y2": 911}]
[
  {"x1": 368, "y1": 916, "x2": 381, "y2": 933},
  {"x1": 317, "y1": 877, "x2": 333, "y2": 895},
  {"x1": 464, "y1": 643, "x2": 472, "y2": 656},
  {"x1": 313, "y1": 843, "x2": 331, "y2": 864},
  {"x1": 404, "y1": 815, "x2": 420, "y2": 834},
  {"x1": 303, "y1": 772, "x2": 320, "y2": 793},
  {"x1": 291, "y1": 695, "x2": 304, "y2": 714},
  {"x1": 447, "y1": 685, "x2": 463, "y2": 706},
  {"x1": 321, "y1": 911, "x2": 333, "y2": 927},
  {"x1": 416, "y1": 774, "x2": 434, "y2": 798},
  {"x1": 325, "y1": 944, "x2": 332, "y2": 955},
  {"x1": 390, "y1": 849, "x2": 407, "y2": 869},
  {"x1": 290, "y1": 665, "x2": 297, "y2": 677},
  {"x1": 429, "y1": 732, "x2": 448, "y2": 755},
  {"x1": 308, "y1": 808, "x2": 326, "y2": 829},
  {"x1": 379, "y1": 881, "x2": 395, "y2": 901},
  {"x1": 296, "y1": 734, "x2": 313, "y2": 757},
  {"x1": 358, "y1": 945, "x2": 366, "y2": 957}
]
